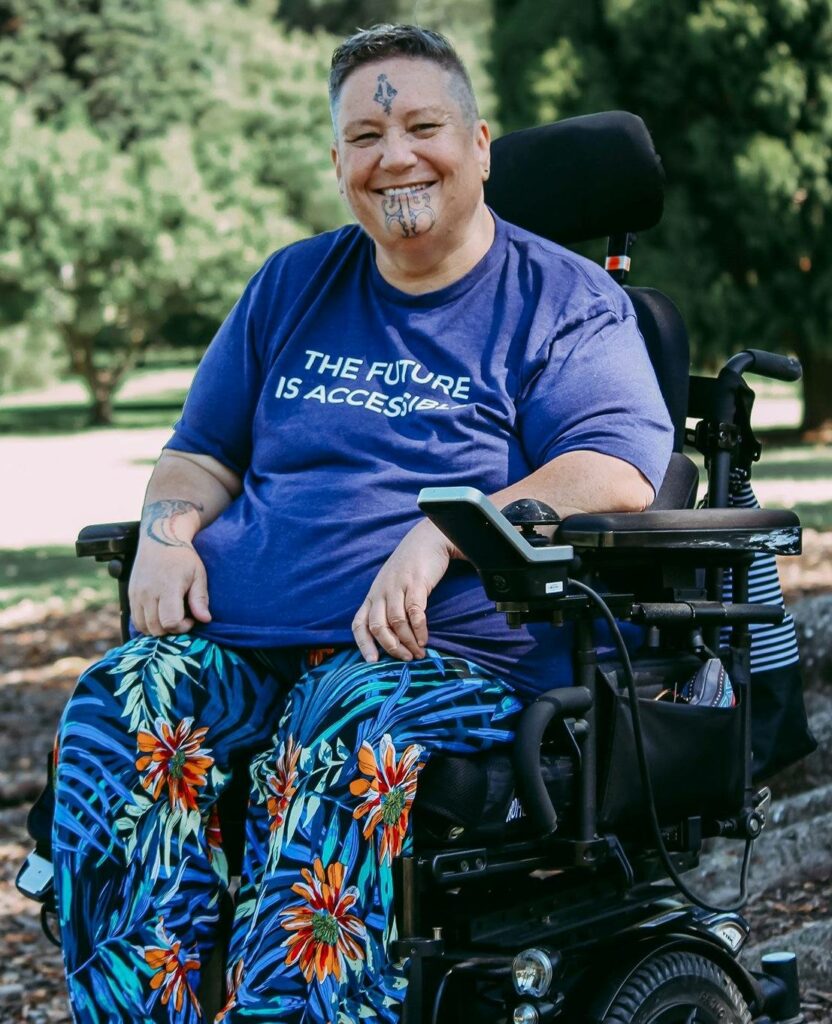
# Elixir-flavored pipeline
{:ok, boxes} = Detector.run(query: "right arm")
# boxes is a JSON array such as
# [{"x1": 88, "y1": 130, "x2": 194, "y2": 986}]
[{"x1": 129, "y1": 449, "x2": 242, "y2": 636}]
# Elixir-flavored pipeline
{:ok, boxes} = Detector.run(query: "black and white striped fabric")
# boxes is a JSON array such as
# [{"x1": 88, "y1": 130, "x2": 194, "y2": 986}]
[
  {"x1": 721, "y1": 481, "x2": 815, "y2": 780},
  {"x1": 722, "y1": 482, "x2": 800, "y2": 673}
]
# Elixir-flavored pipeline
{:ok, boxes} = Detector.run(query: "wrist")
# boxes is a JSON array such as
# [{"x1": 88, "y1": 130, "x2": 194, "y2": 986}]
[
  {"x1": 141, "y1": 498, "x2": 203, "y2": 549},
  {"x1": 417, "y1": 517, "x2": 462, "y2": 560}
]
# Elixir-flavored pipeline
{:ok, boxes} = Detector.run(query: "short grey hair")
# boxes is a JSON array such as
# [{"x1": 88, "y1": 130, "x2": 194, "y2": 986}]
[{"x1": 329, "y1": 24, "x2": 479, "y2": 131}]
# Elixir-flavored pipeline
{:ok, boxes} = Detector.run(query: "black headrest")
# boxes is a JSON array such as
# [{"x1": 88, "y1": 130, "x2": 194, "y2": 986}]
[{"x1": 485, "y1": 111, "x2": 664, "y2": 245}]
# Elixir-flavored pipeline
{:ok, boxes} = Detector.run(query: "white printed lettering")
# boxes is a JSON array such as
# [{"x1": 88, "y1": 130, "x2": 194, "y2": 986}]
[
  {"x1": 365, "y1": 391, "x2": 386, "y2": 413},
  {"x1": 275, "y1": 376, "x2": 302, "y2": 399},
  {"x1": 342, "y1": 357, "x2": 363, "y2": 381},
  {"x1": 317, "y1": 354, "x2": 345, "y2": 376},
  {"x1": 452, "y1": 377, "x2": 471, "y2": 400},
  {"x1": 431, "y1": 374, "x2": 454, "y2": 395}
]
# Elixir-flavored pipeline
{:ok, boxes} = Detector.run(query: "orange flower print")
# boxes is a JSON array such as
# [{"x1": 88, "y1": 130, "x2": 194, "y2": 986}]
[
  {"x1": 280, "y1": 859, "x2": 366, "y2": 984},
  {"x1": 349, "y1": 734, "x2": 425, "y2": 864},
  {"x1": 143, "y1": 920, "x2": 201, "y2": 1015},
  {"x1": 266, "y1": 735, "x2": 302, "y2": 831},
  {"x1": 215, "y1": 959, "x2": 244, "y2": 1021},
  {"x1": 205, "y1": 805, "x2": 223, "y2": 854},
  {"x1": 136, "y1": 716, "x2": 214, "y2": 813}
]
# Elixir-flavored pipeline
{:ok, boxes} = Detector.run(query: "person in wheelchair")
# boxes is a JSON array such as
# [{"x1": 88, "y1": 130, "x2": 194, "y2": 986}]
[{"x1": 49, "y1": 23, "x2": 677, "y2": 1024}]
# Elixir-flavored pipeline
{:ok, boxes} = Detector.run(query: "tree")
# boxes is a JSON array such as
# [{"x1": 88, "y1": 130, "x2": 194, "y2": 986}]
[
  {"x1": 277, "y1": 0, "x2": 396, "y2": 34},
  {"x1": 0, "y1": 0, "x2": 208, "y2": 148},
  {"x1": 492, "y1": 0, "x2": 832, "y2": 432},
  {"x1": 0, "y1": 97, "x2": 306, "y2": 422},
  {"x1": 0, "y1": 1, "x2": 341, "y2": 422}
]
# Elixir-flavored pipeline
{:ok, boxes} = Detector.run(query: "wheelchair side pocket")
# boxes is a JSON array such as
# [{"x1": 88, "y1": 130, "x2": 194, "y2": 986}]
[{"x1": 597, "y1": 669, "x2": 744, "y2": 832}]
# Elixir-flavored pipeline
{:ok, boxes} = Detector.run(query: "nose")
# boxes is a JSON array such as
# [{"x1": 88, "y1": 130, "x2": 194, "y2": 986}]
[{"x1": 379, "y1": 129, "x2": 418, "y2": 172}]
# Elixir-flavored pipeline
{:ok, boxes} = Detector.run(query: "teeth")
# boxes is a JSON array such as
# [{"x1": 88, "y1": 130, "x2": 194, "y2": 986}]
[{"x1": 381, "y1": 184, "x2": 431, "y2": 196}]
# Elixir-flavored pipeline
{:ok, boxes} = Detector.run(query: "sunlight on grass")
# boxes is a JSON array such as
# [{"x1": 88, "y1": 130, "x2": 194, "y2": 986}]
[
  {"x1": 0, "y1": 368, "x2": 192, "y2": 436},
  {"x1": 0, "y1": 547, "x2": 114, "y2": 611}
]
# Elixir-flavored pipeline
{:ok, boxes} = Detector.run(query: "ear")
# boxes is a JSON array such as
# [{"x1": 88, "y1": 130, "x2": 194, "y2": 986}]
[
  {"x1": 474, "y1": 119, "x2": 491, "y2": 175},
  {"x1": 331, "y1": 142, "x2": 342, "y2": 189}
]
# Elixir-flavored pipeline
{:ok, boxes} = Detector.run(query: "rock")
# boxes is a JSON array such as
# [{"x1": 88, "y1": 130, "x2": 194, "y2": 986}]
[
  {"x1": 791, "y1": 594, "x2": 832, "y2": 688},
  {"x1": 689, "y1": 809, "x2": 832, "y2": 903},
  {"x1": 775, "y1": 691, "x2": 832, "y2": 795}
]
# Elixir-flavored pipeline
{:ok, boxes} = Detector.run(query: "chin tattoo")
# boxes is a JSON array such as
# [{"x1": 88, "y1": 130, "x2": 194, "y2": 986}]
[
  {"x1": 373, "y1": 73, "x2": 398, "y2": 115},
  {"x1": 382, "y1": 191, "x2": 436, "y2": 238}
]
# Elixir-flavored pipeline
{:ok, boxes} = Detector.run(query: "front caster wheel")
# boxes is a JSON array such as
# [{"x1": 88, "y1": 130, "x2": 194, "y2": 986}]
[{"x1": 604, "y1": 951, "x2": 752, "y2": 1024}]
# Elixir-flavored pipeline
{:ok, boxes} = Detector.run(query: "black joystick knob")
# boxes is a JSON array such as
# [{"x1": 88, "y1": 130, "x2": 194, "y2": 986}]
[{"x1": 500, "y1": 498, "x2": 561, "y2": 546}]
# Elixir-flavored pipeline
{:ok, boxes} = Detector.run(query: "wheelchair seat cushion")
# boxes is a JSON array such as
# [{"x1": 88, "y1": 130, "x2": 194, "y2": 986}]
[{"x1": 413, "y1": 750, "x2": 576, "y2": 845}]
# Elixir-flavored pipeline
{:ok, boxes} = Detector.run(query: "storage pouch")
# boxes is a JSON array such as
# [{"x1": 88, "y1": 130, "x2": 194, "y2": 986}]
[{"x1": 597, "y1": 665, "x2": 744, "y2": 832}]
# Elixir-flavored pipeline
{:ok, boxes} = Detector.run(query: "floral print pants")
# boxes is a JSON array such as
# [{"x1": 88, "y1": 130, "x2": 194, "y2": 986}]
[{"x1": 52, "y1": 636, "x2": 520, "y2": 1023}]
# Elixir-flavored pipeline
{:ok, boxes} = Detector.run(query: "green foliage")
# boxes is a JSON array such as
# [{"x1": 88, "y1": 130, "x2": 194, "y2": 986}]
[
  {"x1": 278, "y1": 0, "x2": 395, "y2": 33},
  {"x1": 0, "y1": 89, "x2": 306, "y2": 420},
  {"x1": 0, "y1": 0, "x2": 345, "y2": 419},
  {"x1": 0, "y1": 0, "x2": 495, "y2": 420},
  {"x1": 493, "y1": 0, "x2": 832, "y2": 428},
  {"x1": 277, "y1": 0, "x2": 498, "y2": 120},
  {"x1": 0, "y1": 0, "x2": 208, "y2": 148}
]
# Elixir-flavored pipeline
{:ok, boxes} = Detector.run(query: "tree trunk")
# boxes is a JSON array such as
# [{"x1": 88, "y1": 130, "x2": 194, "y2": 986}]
[
  {"x1": 90, "y1": 387, "x2": 114, "y2": 426},
  {"x1": 797, "y1": 344, "x2": 832, "y2": 434}
]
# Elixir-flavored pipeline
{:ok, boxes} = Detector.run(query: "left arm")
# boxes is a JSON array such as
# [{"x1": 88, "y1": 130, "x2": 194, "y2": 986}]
[{"x1": 351, "y1": 450, "x2": 653, "y2": 663}]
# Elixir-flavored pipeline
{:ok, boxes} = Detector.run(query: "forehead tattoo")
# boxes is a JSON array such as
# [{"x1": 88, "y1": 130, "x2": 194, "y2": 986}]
[{"x1": 373, "y1": 73, "x2": 398, "y2": 115}]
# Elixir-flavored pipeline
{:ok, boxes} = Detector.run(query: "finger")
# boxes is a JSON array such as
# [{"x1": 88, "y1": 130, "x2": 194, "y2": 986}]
[
  {"x1": 128, "y1": 582, "x2": 148, "y2": 635},
  {"x1": 157, "y1": 591, "x2": 189, "y2": 635},
  {"x1": 129, "y1": 591, "x2": 146, "y2": 635},
  {"x1": 352, "y1": 601, "x2": 379, "y2": 663},
  {"x1": 142, "y1": 599, "x2": 164, "y2": 638},
  {"x1": 187, "y1": 566, "x2": 212, "y2": 624},
  {"x1": 404, "y1": 583, "x2": 429, "y2": 652},
  {"x1": 387, "y1": 592, "x2": 424, "y2": 659},
  {"x1": 367, "y1": 598, "x2": 414, "y2": 662}
]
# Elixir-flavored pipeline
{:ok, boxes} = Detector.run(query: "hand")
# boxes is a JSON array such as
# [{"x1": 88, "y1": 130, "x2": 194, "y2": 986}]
[
  {"x1": 128, "y1": 541, "x2": 212, "y2": 637},
  {"x1": 352, "y1": 519, "x2": 458, "y2": 663}
]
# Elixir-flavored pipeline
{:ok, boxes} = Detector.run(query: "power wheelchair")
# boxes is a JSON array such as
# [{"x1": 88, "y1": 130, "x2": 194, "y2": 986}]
[{"x1": 17, "y1": 112, "x2": 815, "y2": 1023}]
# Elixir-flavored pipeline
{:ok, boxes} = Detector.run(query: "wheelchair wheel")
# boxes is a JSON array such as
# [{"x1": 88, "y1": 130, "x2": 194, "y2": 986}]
[{"x1": 603, "y1": 951, "x2": 751, "y2": 1024}]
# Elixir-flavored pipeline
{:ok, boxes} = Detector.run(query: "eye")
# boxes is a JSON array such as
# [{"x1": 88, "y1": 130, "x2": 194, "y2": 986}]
[
  {"x1": 348, "y1": 132, "x2": 381, "y2": 145},
  {"x1": 411, "y1": 122, "x2": 441, "y2": 136}
]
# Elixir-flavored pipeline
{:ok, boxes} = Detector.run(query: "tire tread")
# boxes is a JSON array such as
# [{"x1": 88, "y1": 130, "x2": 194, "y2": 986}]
[{"x1": 604, "y1": 950, "x2": 751, "y2": 1024}]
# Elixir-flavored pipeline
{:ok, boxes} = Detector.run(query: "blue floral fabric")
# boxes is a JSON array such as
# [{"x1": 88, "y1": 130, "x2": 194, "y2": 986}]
[{"x1": 53, "y1": 637, "x2": 521, "y2": 1023}]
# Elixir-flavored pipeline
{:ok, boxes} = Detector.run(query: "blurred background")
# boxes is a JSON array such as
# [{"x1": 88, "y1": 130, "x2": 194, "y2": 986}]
[
  {"x1": 0, "y1": 1, "x2": 830, "y2": 1021},
  {"x1": 1, "y1": 0, "x2": 831, "y2": 538}
]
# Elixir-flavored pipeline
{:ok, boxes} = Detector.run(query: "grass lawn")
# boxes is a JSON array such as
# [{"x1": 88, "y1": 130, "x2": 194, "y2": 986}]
[
  {"x1": 0, "y1": 546, "x2": 114, "y2": 612},
  {"x1": 0, "y1": 369, "x2": 192, "y2": 435}
]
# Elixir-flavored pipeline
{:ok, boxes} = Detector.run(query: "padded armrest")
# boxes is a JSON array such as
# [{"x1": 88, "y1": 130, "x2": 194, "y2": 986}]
[
  {"x1": 556, "y1": 507, "x2": 801, "y2": 555},
  {"x1": 76, "y1": 521, "x2": 140, "y2": 559}
]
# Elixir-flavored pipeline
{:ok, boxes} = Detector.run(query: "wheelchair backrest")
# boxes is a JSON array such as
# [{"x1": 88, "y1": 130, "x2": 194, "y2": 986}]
[{"x1": 485, "y1": 111, "x2": 690, "y2": 454}]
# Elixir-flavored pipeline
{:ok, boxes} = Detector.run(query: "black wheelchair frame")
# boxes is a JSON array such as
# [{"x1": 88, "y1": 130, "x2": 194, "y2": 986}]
[{"x1": 17, "y1": 112, "x2": 811, "y2": 1024}]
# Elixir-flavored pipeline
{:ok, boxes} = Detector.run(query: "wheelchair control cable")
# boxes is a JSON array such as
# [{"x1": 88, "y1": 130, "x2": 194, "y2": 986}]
[{"x1": 569, "y1": 578, "x2": 753, "y2": 914}]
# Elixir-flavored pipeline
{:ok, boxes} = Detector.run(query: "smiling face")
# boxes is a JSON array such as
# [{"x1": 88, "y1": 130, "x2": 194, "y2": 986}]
[{"x1": 331, "y1": 57, "x2": 491, "y2": 272}]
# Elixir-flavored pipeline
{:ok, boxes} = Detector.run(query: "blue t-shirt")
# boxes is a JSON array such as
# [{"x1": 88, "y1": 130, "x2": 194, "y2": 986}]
[{"x1": 167, "y1": 213, "x2": 672, "y2": 696}]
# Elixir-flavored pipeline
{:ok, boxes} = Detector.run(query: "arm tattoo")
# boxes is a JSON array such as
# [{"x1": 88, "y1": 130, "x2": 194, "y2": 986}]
[
  {"x1": 373, "y1": 73, "x2": 398, "y2": 115},
  {"x1": 142, "y1": 499, "x2": 204, "y2": 547}
]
